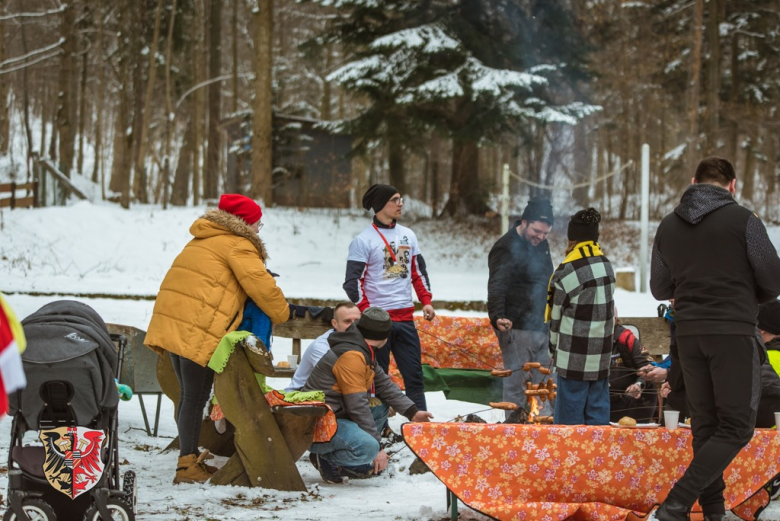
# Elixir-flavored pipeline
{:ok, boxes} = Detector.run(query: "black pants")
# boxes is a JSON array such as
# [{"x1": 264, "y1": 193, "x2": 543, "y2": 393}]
[
  {"x1": 667, "y1": 335, "x2": 760, "y2": 516},
  {"x1": 374, "y1": 320, "x2": 427, "y2": 411},
  {"x1": 170, "y1": 353, "x2": 215, "y2": 457}
]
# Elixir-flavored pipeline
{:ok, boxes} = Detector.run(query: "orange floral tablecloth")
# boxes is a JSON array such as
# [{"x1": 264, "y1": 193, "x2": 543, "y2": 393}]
[
  {"x1": 388, "y1": 316, "x2": 501, "y2": 388},
  {"x1": 402, "y1": 423, "x2": 780, "y2": 521}
]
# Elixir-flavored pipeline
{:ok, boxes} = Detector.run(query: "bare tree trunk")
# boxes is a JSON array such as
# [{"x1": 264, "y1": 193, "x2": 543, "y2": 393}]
[
  {"x1": 93, "y1": 0, "x2": 105, "y2": 189},
  {"x1": 171, "y1": 110, "x2": 194, "y2": 206},
  {"x1": 388, "y1": 137, "x2": 406, "y2": 195},
  {"x1": 163, "y1": 0, "x2": 178, "y2": 209},
  {"x1": 134, "y1": 0, "x2": 165, "y2": 204},
  {"x1": 705, "y1": 0, "x2": 720, "y2": 155},
  {"x1": 251, "y1": 0, "x2": 273, "y2": 203},
  {"x1": 232, "y1": 0, "x2": 239, "y2": 113},
  {"x1": 0, "y1": 17, "x2": 9, "y2": 154},
  {"x1": 742, "y1": 133, "x2": 755, "y2": 203},
  {"x1": 40, "y1": 85, "x2": 47, "y2": 157},
  {"x1": 110, "y1": 87, "x2": 132, "y2": 208},
  {"x1": 77, "y1": 49, "x2": 87, "y2": 175},
  {"x1": 205, "y1": 0, "x2": 223, "y2": 199},
  {"x1": 572, "y1": 121, "x2": 591, "y2": 208},
  {"x1": 686, "y1": 0, "x2": 704, "y2": 173},
  {"x1": 430, "y1": 134, "x2": 440, "y2": 216},
  {"x1": 129, "y1": 1, "x2": 144, "y2": 204},
  {"x1": 321, "y1": 44, "x2": 332, "y2": 120},
  {"x1": 725, "y1": 33, "x2": 739, "y2": 162},
  {"x1": 17, "y1": 0, "x2": 33, "y2": 180},
  {"x1": 57, "y1": 2, "x2": 76, "y2": 176},
  {"x1": 193, "y1": 0, "x2": 204, "y2": 205},
  {"x1": 443, "y1": 140, "x2": 488, "y2": 217}
]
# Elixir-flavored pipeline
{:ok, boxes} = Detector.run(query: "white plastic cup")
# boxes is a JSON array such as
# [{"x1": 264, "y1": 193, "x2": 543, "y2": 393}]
[
  {"x1": 287, "y1": 354, "x2": 299, "y2": 369},
  {"x1": 774, "y1": 412, "x2": 780, "y2": 429},
  {"x1": 664, "y1": 410, "x2": 680, "y2": 431}
]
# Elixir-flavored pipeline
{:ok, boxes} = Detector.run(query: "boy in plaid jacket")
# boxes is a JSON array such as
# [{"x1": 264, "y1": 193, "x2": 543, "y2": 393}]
[{"x1": 547, "y1": 208, "x2": 616, "y2": 425}]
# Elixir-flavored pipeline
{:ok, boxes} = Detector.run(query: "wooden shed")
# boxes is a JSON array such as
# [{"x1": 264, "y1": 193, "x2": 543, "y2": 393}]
[{"x1": 220, "y1": 113, "x2": 353, "y2": 208}]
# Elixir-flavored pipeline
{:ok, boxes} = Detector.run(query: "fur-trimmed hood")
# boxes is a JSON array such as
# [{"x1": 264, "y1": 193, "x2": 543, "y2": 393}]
[{"x1": 191, "y1": 209, "x2": 268, "y2": 261}]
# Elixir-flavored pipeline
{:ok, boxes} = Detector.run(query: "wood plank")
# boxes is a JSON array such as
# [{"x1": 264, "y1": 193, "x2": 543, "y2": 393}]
[
  {"x1": 0, "y1": 182, "x2": 37, "y2": 192},
  {"x1": 37, "y1": 157, "x2": 88, "y2": 200},
  {"x1": 274, "y1": 320, "x2": 330, "y2": 339},
  {"x1": 13, "y1": 196, "x2": 36, "y2": 208},
  {"x1": 214, "y1": 345, "x2": 307, "y2": 491}
]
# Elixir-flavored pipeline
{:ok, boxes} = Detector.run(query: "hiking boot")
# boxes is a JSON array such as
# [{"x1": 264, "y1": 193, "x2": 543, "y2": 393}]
[
  {"x1": 309, "y1": 453, "x2": 348, "y2": 484},
  {"x1": 173, "y1": 453, "x2": 212, "y2": 484},
  {"x1": 341, "y1": 463, "x2": 375, "y2": 479},
  {"x1": 198, "y1": 450, "x2": 219, "y2": 474}
]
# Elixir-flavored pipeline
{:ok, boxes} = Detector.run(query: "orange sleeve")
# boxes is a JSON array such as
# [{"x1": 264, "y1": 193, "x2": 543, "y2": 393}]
[{"x1": 332, "y1": 351, "x2": 369, "y2": 395}]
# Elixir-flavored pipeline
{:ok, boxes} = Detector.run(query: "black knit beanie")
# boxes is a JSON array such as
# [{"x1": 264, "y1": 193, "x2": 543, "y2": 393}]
[
  {"x1": 520, "y1": 197, "x2": 554, "y2": 225},
  {"x1": 362, "y1": 184, "x2": 399, "y2": 213},
  {"x1": 356, "y1": 307, "x2": 392, "y2": 340},
  {"x1": 758, "y1": 300, "x2": 780, "y2": 335},
  {"x1": 568, "y1": 208, "x2": 601, "y2": 242}
]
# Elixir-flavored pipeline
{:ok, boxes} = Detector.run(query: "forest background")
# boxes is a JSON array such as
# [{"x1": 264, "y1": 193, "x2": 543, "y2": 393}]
[{"x1": 0, "y1": 0, "x2": 778, "y2": 223}]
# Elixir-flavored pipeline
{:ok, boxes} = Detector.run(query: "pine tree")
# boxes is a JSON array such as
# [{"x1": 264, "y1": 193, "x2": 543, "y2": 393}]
[{"x1": 313, "y1": 0, "x2": 597, "y2": 215}]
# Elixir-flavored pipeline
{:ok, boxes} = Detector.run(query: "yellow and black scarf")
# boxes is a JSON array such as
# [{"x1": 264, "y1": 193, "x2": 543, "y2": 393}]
[{"x1": 544, "y1": 241, "x2": 605, "y2": 322}]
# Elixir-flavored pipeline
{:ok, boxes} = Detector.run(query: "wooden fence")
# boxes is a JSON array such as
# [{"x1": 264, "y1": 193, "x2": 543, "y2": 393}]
[
  {"x1": 0, "y1": 181, "x2": 37, "y2": 209},
  {"x1": 0, "y1": 155, "x2": 88, "y2": 209}
]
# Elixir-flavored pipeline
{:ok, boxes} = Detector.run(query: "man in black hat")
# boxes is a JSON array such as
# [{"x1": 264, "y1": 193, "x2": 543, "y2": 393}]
[
  {"x1": 487, "y1": 196, "x2": 555, "y2": 417},
  {"x1": 649, "y1": 157, "x2": 780, "y2": 521},
  {"x1": 303, "y1": 307, "x2": 433, "y2": 484},
  {"x1": 343, "y1": 184, "x2": 435, "y2": 414}
]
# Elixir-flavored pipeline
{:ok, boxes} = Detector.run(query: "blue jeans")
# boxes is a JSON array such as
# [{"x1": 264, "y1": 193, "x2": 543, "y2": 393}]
[
  {"x1": 375, "y1": 321, "x2": 427, "y2": 411},
  {"x1": 554, "y1": 376, "x2": 609, "y2": 425},
  {"x1": 309, "y1": 404, "x2": 389, "y2": 467}
]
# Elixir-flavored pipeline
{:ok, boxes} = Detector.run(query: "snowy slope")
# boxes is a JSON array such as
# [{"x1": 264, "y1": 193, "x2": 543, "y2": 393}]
[{"x1": 1, "y1": 202, "x2": 779, "y2": 520}]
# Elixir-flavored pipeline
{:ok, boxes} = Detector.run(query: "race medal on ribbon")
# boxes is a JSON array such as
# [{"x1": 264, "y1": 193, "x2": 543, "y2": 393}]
[
  {"x1": 40, "y1": 426, "x2": 106, "y2": 499},
  {"x1": 372, "y1": 223, "x2": 405, "y2": 276}
]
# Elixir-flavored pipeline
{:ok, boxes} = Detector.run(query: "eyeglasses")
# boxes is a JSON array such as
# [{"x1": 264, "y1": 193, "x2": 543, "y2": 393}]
[
  {"x1": 256, "y1": 222, "x2": 264, "y2": 230},
  {"x1": 389, "y1": 196, "x2": 404, "y2": 206}
]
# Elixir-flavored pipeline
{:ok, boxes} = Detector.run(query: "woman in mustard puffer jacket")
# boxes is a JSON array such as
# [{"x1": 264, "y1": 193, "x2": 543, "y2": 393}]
[{"x1": 144, "y1": 194, "x2": 289, "y2": 484}]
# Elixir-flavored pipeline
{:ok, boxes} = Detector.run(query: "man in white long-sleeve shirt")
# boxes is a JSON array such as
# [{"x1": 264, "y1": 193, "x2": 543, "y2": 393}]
[{"x1": 286, "y1": 302, "x2": 361, "y2": 392}]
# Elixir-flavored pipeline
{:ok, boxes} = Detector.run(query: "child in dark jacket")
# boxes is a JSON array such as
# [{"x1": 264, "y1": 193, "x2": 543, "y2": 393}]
[
  {"x1": 609, "y1": 322, "x2": 658, "y2": 424},
  {"x1": 547, "y1": 208, "x2": 616, "y2": 425}
]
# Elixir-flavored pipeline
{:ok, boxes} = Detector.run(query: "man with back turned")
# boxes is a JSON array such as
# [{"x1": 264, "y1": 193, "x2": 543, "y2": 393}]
[{"x1": 649, "y1": 157, "x2": 780, "y2": 521}]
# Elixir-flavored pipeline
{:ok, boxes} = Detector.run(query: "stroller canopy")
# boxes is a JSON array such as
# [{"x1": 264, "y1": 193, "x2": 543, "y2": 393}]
[{"x1": 11, "y1": 300, "x2": 119, "y2": 429}]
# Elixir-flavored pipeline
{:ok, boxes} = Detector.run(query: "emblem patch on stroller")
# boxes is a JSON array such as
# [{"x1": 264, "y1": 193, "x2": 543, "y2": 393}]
[{"x1": 39, "y1": 426, "x2": 106, "y2": 499}]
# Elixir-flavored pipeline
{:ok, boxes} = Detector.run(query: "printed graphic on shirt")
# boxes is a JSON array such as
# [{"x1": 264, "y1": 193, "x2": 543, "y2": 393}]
[{"x1": 383, "y1": 242, "x2": 411, "y2": 279}]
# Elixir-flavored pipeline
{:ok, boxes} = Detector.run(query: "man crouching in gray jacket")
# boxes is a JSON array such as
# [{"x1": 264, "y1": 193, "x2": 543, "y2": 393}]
[{"x1": 303, "y1": 307, "x2": 433, "y2": 483}]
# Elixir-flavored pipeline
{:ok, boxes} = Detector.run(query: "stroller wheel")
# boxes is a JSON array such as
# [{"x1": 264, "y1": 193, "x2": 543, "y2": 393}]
[
  {"x1": 2, "y1": 498, "x2": 57, "y2": 521},
  {"x1": 81, "y1": 498, "x2": 134, "y2": 521},
  {"x1": 122, "y1": 470, "x2": 137, "y2": 514}
]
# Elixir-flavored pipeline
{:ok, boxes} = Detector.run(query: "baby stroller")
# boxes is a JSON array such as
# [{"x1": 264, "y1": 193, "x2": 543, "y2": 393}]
[{"x1": 3, "y1": 301, "x2": 136, "y2": 521}]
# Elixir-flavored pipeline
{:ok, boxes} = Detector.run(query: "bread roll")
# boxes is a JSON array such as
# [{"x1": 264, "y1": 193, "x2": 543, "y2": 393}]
[
  {"x1": 618, "y1": 416, "x2": 636, "y2": 427},
  {"x1": 277, "y1": 361, "x2": 290, "y2": 368}
]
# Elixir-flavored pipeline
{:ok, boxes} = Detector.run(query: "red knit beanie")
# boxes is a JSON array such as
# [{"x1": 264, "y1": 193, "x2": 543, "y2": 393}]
[{"x1": 218, "y1": 194, "x2": 262, "y2": 224}]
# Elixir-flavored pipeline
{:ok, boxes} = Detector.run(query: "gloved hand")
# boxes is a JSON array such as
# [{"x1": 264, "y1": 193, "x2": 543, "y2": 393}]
[
  {"x1": 116, "y1": 379, "x2": 133, "y2": 401},
  {"x1": 288, "y1": 304, "x2": 308, "y2": 320}
]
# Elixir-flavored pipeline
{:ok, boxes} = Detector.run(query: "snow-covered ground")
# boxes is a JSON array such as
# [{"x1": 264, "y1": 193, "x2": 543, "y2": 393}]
[{"x1": 1, "y1": 200, "x2": 779, "y2": 520}]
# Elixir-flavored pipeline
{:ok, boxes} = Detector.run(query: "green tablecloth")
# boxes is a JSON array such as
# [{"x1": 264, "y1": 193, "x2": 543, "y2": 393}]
[{"x1": 422, "y1": 364, "x2": 503, "y2": 405}]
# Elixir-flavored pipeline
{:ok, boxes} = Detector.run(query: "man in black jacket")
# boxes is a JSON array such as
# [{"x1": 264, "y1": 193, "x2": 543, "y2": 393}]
[
  {"x1": 487, "y1": 197, "x2": 554, "y2": 416},
  {"x1": 649, "y1": 157, "x2": 780, "y2": 521}
]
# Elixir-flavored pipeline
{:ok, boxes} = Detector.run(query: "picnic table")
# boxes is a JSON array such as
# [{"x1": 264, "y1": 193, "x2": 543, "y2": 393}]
[{"x1": 402, "y1": 422, "x2": 780, "y2": 521}]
